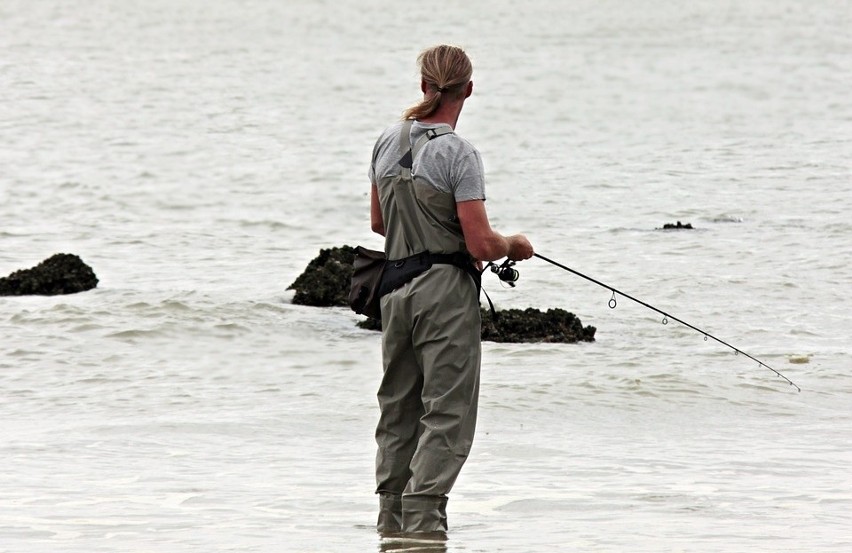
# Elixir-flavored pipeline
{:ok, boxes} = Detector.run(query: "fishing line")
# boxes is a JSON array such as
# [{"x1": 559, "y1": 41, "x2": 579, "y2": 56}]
[{"x1": 532, "y1": 253, "x2": 801, "y2": 392}]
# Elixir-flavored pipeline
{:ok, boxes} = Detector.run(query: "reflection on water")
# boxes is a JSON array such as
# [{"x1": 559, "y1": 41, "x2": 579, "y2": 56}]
[{"x1": 379, "y1": 534, "x2": 448, "y2": 553}]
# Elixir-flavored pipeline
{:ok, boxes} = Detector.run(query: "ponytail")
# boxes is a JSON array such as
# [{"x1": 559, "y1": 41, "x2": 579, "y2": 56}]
[{"x1": 402, "y1": 45, "x2": 473, "y2": 120}]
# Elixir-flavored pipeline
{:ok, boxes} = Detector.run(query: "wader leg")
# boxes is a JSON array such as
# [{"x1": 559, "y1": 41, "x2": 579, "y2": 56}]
[
  {"x1": 402, "y1": 495, "x2": 448, "y2": 537},
  {"x1": 403, "y1": 272, "x2": 481, "y2": 532},
  {"x1": 375, "y1": 294, "x2": 424, "y2": 496},
  {"x1": 377, "y1": 492, "x2": 403, "y2": 534}
]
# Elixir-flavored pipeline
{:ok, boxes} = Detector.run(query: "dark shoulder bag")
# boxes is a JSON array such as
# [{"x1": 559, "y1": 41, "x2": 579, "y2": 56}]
[{"x1": 348, "y1": 246, "x2": 386, "y2": 319}]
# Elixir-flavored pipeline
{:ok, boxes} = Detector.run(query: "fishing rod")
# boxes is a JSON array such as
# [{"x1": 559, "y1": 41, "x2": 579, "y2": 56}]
[{"x1": 490, "y1": 254, "x2": 800, "y2": 392}]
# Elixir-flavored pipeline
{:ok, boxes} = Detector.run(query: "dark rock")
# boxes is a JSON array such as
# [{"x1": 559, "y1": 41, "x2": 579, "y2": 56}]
[
  {"x1": 288, "y1": 246, "x2": 357, "y2": 307},
  {"x1": 0, "y1": 253, "x2": 98, "y2": 296},
  {"x1": 661, "y1": 221, "x2": 693, "y2": 230},
  {"x1": 480, "y1": 307, "x2": 595, "y2": 343}
]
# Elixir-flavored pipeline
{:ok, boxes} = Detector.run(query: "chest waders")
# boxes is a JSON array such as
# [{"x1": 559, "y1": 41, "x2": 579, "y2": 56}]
[{"x1": 374, "y1": 120, "x2": 482, "y2": 536}]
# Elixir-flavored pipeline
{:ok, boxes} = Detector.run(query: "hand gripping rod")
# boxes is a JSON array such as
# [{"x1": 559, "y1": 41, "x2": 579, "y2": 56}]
[{"x1": 533, "y1": 253, "x2": 801, "y2": 392}]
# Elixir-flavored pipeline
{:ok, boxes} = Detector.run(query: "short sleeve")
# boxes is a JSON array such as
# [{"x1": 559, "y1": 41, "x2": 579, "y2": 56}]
[{"x1": 451, "y1": 150, "x2": 486, "y2": 202}]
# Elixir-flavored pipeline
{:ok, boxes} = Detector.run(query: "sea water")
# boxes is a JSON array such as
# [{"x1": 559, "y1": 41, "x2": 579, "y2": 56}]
[{"x1": 1, "y1": 0, "x2": 850, "y2": 551}]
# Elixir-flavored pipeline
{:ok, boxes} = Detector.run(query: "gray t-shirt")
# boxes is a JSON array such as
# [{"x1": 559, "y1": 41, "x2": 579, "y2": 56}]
[{"x1": 368, "y1": 120, "x2": 486, "y2": 202}]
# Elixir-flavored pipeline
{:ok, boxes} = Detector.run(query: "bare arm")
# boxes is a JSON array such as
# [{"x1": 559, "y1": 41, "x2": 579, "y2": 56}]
[
  {"x1": 457, "y1": 199, "x2": 533, "y2": 262},
  {"x1": 370, "y1": 183, "x2": 385, "y2": 236}
]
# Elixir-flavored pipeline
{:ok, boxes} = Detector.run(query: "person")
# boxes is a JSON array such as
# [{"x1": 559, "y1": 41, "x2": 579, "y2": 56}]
[{"x1": 367, "y1": 44, "x2": 534, "y2": 537}]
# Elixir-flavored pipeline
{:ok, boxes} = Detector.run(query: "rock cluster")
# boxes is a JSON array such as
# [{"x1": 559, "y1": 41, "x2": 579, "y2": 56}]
[
  {"x1": 661, "y1": 221, "x2": 693, "y2": 230},
  {"x1": 481, "y1": 307, "x2": 595, "y2": 343},
  {"x1": 0, "y1": 253, "x2": 99, "y2": 296},
  {"x1": 290, "y1": 246, "x2": 595, "y2": 343}
]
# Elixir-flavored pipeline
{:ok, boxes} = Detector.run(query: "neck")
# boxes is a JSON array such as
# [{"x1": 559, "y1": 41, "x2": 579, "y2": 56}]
[{"x1": 417, "y1": 100, "x2": 463, "y2": 129}]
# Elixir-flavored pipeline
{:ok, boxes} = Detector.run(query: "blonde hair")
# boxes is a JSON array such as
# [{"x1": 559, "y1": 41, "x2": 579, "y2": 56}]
[{"x1": 402, "y1": 45, "x2": 473, "y2": 120}]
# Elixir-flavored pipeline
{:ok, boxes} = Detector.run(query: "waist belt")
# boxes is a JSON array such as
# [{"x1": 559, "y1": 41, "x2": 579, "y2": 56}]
[{"x1": 378, "y1": 251, "x2": 481, "y2": 298}]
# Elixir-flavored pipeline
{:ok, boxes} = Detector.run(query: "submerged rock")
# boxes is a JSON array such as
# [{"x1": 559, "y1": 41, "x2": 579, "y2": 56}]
[
  {"x1": 291, "y1": 246, "x2": 596, "y2": 343},
  {"x1": 0, "y1": 253, "x2": 98, "y2": 296}
]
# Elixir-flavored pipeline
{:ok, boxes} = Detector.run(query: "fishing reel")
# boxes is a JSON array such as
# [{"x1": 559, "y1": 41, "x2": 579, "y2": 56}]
[{"x1": 490, "y1": 259, "x2": 520, "y2": 287}]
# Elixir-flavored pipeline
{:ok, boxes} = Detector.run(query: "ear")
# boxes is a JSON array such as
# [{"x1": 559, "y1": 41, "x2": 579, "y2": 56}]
[
  {"x1": 465, "y1": 80, "x2": 473, "y2": 99},
  {"x1": 421, "y1": 78, "x2": 428, "y2": 94}
]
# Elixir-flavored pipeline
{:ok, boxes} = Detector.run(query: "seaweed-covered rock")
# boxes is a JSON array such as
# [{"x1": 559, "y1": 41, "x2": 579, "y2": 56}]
[
  {"x1": 0, "y1": 253, "x2": 98, "y2": 296},
  {"x1": 288, "y1": 246, "x2": 357, "y2": 306},
  {"x1": 481, "y1": 307, "x2": 595, "y2": 343}
]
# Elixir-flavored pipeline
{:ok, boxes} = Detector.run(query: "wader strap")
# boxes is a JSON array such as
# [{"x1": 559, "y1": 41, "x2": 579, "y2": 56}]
[
  {"x1": 411, "y1": 126, "x2": 453, "y2": 165},
  {"x1": 398, "y1": 123, "x2": 453, "y2": 170},
  {"x1": 393, "y1": 123, "x2": 455, "y2": 253},
  {"x1": 398, "y1": 119, "x2": 414, "y2": 158}
]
